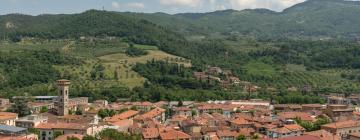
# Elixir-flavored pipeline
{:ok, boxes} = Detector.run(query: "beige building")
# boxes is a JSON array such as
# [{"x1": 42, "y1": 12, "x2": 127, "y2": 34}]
[
  {"x1": 16, "y1": 114, "x2": 48, "y2": 128},
  {"x1": 0, "y1": 98, "x2": 10, "y2": 107},
  {"x1": 0, "y1": 112, "x2": 18, "y2": 126},
  {"x1": 35, "y1": 122, "x2": 94, "y2": 140}
]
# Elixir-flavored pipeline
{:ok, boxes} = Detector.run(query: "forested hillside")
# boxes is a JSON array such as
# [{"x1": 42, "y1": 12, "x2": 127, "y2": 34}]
[
  {"x1": 132, "y1": 0, "x2": 360, "y2": 39},
  {"x1": 1, "y1": 0, "x2": 360, "y2": 103}
]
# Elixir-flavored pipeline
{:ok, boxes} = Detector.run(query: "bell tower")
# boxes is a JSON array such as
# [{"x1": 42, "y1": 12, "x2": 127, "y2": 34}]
[{"x1": 57, "y1": 79, "x2": 70, "y2": 116}]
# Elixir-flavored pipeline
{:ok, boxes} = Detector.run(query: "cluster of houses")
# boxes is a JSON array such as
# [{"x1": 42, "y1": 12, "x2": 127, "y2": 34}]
[
  {"x1": 194, "y1": 67, "x2": 243, "y2": 89},
  {"x1": 1, "y1": 80, "x2": 360, "y2": 140}
]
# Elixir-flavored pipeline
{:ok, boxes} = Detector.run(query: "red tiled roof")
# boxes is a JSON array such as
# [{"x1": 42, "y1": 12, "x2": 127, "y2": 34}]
[
  {"x1": 230, "y1": 118, "x2": 251, "y2": 125},
  {"x1": 105, "y1": 110, "x2": 138, "y2": 122},
  {"x1": 322, "y1": 120, "x2": 360, "y2": 129},
  {"x1": 278, "y1": 112, "x2": 315, "y2": 122},
  {"x1": 160, "y1": 130, "x2": 191, "y2": 140},
  {"x1": 110, "y1": 119, "x2": 133, "y2": 127},
  {"x1": 284, "y1": 124, "x2": 305, "y2": 131},
  {"x1": 135, "y1": 107, "x2": 165, "y2": 120},
  {"x1": 142, "y1": 128, "x2": 159, "y2": 139},
  {"x1": 0, "y1": 112, "x2": 17, "y2": 120},
  {"x1": 305, "y1": 130, "x2": 341, "y2": 140},
  {"x1": 216, "y1": 130, "x2": 239, "y2": 137},
  {"x1": 55, "y1": 134, "x2": 83, "y2": 140}
]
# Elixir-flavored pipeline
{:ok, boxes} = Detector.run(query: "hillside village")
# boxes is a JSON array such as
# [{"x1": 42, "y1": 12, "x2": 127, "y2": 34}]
[{"x1": 1, "y1": 79, "x2": 360, "y2": 140}]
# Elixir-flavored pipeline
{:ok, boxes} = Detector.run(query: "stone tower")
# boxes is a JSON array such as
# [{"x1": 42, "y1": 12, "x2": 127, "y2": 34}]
[{"x1": 57, "y1": 79, "x2": 70, "y2": 116}]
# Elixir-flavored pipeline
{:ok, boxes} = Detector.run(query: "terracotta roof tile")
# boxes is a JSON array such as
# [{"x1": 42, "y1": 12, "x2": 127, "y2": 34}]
[
  {"x1": 105, "y1": 110, "x2": 138, "y2": 122},
  {"x1": 0, "y1": 112, "x2": 17, "y2": 120},
  {"x1": 142, "y1": 128, "x2": 159, "y2": 139},
  {"x1": 55, "y1": 134, "x2": 83, "y2": 140},
  {"x1": 305, "y1": 130, "x2": 341, "y2": 140},
  {"x1": 322, "y1": 120, "x2": 360, "y2": 129},
  {"x1": 159, "y1": 130, "x2": 191, "y2": 140}
]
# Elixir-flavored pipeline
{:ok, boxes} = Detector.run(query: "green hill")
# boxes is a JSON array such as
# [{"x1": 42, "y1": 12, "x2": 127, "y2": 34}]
[{"x1": 130, "y1": 0, "x2": 360, "y2": 39}]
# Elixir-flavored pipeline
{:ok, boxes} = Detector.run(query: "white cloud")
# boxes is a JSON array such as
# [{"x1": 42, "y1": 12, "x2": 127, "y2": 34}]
[
  {"x1": 112, "y1": 2, "x2": 145, "y2": 9},
  {"x1": 112, "y1": 1, "x2": 120, "y2": 9},
  {"x1": 228, "y1": 0, "x2": 306, "y2": 11},
  {"x1": 158, "y1": 0, "x2": 306, "y2": 12},
  {"x1": 126, "y1": 2, "x2": 145, "y2": 9},
  {"x1": 159, "y1": 0, "x2": 203, "y2": 7}
]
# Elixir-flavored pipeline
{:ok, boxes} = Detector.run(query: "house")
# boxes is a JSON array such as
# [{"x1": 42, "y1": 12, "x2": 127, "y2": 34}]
[
  {"x1": 0, "y1": 98, "x2": 10, "y2": 107},
  {"x1": 104, "y1": 110, "x2": 139, "y2": 123},
  {"x1": 16, "y1": 114, "x2": 48, "y2": 128},
  {"x1": 305, "y1": 129, "x2": 340, "y2": 140},
  {"x1": 35, "y1": 122, "x2": 94, "y2": 140},
  {"x1": 93, "y1": 100, "x2": 108, "y2": 107},
  {"x1": 134, "y1": 108, "x2": 166, "y2": 123},
  {"x1": 28, "y1": 102, "x2": 54, "y2": 114},
  {"x1": 277, "y1": 112, "x2": 315, "y2": 123},
  {"x1": 133, "y1": 102, "x2": 154, "y2": 112},
  {"x1": 174, "y1": 107, "x2": 192, "y2": 117},
  {"x1": 350, "y1": 132, "x2": 360, "y2": 140},
  {"x1": 228, "y1": 76, "x2": 240, "y2": 85},
  {"x1": 301, "y1": 104, "x2": 324, "y2": 111},
  {"x1": 197, "y1": 104, "x2": 223, "y2": 114},
  {"x1": 321, "y1": 120, "x2": 360, "y2": 139},
  {"x1": 169, "y1": 101, "x2": 194, "y2": 108},
  {"x1": 323, "y1": 104, "x2": 354, "y2": 121},
  {"x1": 55, "y1": 134, "x2": 83, "y2": 140},
  {"x1": 216, "y1": 130, "x2": 239, "y2": 140},
  {"x1": 109, "y1": 119, "x2": 133, "y2": 132},
  {"x1": 193, "y1": 72, "x2": 208, "y2": 81},
  {"x1": 207, "y1": 67, "x2": 223, "y2": 75},
  {"x1": 159, "y1": 129, "x2": 191, "y2": 140},
  {"x1": 229, "y1": 118, "x2": 253, "y2": 130},
  {"x1": 142, "y1": 127, "x2": 160, "y2": 140},
  {"x1": 267, "y1": 124, "x2": 305, "y2": 138},
  {"x1": 0, "y1": 112, "x2": 18, "y2": 126},
  {"x1": 273, "y1": 104, "x2": 302, "y2": 112},
  {"x1": 327, "y1": 96, "x2": 351, "y2": 105}
]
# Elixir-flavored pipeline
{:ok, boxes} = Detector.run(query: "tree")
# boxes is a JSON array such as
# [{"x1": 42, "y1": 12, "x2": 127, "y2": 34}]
[
  {"x1": 10, "y1": 97, "x2": 31, "y2": 117},
  {"x1": 82, "y1": 135, "x2": 97, "y2": 140},
  {"x1": 237, "y1": 135, "x2": 246, "y2": 140},
  {"x1": 98, "y1": 109, "x2": 109, "y2": 119},
  {"x1": 98, "y1": 129, "x2": 141, "y2": 140},
  {"x1": 40, "y1": 106, "x2": 48, "y2": 113},
  {"x1": 178, "y1": 100, "x2": 183, "y2": 107},
  {"x1": 114, "y1": 70, "x2": 118, "y2": 80},
  {"x1": 75, "y1": 110, "x2": 83, "y2": 115},
  {"x1": 67, "y1": 137, "x2": 80, "y2": 140},
  {"x1": 251, "y1": 134, "x2": 260, "y2": 139},
  {"x1": 54, "y1": 131, "x2": 63, "y2": 138}
]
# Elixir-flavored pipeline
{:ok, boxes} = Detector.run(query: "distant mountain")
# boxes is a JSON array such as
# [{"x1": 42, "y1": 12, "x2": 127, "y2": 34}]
[
  {"x1": 1, "y1": 0, "x2": 360, "y2": 40},
  {"x1": 0, "y1": 10, "x2": 183, "y2": 47},
  {"x1": 131, "y1": 0, "x2": 360, "y2": 39}
]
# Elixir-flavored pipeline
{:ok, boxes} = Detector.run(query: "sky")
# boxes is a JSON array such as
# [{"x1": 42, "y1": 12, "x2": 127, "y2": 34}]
[{"x1": 0, "y1": 0, "x2": 309, "y2": 15}]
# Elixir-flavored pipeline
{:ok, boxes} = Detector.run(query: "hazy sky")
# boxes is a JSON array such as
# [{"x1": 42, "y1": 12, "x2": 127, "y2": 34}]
[{"x1": 1, "y1": 0, "x2": 308, "y2": 15}]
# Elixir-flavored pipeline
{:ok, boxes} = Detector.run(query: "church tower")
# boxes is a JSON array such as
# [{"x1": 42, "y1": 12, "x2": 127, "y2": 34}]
[{"x1": 57, "y1": 79, "x2": 70, "y2": 116}]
